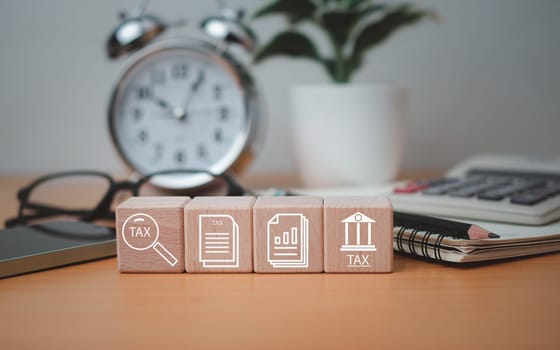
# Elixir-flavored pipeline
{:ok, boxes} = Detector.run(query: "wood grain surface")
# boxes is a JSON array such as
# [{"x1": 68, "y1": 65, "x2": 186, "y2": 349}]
[
  {"x1": 116, "y1": 197, "x2": 190, "y2": 273},
  {"x1": 185, "y1": 196, "x2": 255, "y2": 273},
  {"x1": 253, "y1": 196, "x2": 323, "y2": 273},
  {"x1": 324, "y1": 196, "x2": 393, "y2": 273},
  {"x1": 1, "y1": 176, "x2": 559, "y2": 349}
]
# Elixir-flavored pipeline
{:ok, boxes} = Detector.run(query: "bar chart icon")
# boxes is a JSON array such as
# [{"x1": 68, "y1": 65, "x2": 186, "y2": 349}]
[
  {"x1": 198, "y1": 214, "x2": 239, "y2": 268},
  {"x1": 267, "y1": 213, "x2": 309, "y2": 268}
]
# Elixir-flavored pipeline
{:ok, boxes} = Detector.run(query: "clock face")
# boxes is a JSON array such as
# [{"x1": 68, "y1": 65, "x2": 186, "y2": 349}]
[{"x1": 110, "y1": 46, "x2": 252, "y2": 189}]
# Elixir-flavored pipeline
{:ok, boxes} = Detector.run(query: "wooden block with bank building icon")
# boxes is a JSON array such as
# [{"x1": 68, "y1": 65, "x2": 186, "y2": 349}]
[
  {"x1": 184, "y1": 196, "x2": 255, "y2": 273},
  {"x1": 323, "y1": 196, "x2": 393, "y2": 273},
  {"x1": 116, "y1": 196, "x2": 190, "y2": 273},
  {"x1": 253, "y1": 196, "x2": 323, "y2": 273}
]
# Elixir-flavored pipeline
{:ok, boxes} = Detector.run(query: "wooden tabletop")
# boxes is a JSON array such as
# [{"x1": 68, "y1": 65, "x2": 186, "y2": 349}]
[{"x1": 1, "y1": 175, "x2": 559, "y2": 349}]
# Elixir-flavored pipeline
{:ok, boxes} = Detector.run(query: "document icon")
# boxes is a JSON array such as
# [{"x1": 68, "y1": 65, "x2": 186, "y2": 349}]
[
  {"x1": 199, "y1": 214, "x2": 239, "y2": 268},
  {"x1": 267, "y1": 213, "x2": 309, "y2": 268}
]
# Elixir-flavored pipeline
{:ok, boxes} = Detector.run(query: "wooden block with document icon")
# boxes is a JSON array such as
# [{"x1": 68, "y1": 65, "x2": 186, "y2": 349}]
[
  {"x1": 323, "y1": 196, "x2": 393, "y2": 273},
  {"x1": 184, "y1": 196, "x2": 255, "y2": 273},
  {"x1": 116, "y1": 197, "x2": 191, "y2": 273},
  {"x1": 253, "y1": 196, "x2": 323, "y2": 273}
]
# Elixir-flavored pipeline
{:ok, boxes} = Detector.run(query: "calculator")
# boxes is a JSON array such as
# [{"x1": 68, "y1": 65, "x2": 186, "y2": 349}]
[{"x1": 389, "y1": 154, "x2": 560, "y2": 225}]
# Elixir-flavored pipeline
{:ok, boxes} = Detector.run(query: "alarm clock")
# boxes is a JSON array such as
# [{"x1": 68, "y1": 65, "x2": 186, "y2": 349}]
[{"x1": 106, "y1": 3, "x2": 262, "y2": 190}]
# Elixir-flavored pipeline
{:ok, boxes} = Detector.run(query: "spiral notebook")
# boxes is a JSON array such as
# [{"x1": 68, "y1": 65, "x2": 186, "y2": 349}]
[{"x1": 394, "y1": 217, "x2": 560, "y2": 263}]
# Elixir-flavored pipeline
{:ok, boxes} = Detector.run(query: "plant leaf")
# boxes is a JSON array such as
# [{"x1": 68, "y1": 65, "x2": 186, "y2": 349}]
[
  {"x1": 322, "y1": 58, "x2": 351, "y2": 83},
  {"x1": 348, "y1": 0, "x2": 371, "y2": 9},
  {"x1": 254, "y1": 31, "x2": 321, "y2": 64},
  {"x1": 349, "y1": 5, "x2": 432, "y2": 71},
  {"x1": 253, "y1": 0, "x2": 316, "y2": 23},
  {"x1": 323, "y1": 59, "x2": 337, "y2": 81},
  {"x1": 319, "y1": 4, "x2": 386, "y2": 47}
]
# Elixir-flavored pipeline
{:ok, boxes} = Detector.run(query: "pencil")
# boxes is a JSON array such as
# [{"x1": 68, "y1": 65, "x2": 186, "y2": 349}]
[{"x1": 394, "y1": 211, "x2": 500, "y2": 240}]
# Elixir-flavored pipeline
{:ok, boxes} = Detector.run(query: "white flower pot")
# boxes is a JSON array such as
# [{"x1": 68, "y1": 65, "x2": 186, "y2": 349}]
[{"x1": 290, "y1": 83, "x2": 407, "y2": 187}]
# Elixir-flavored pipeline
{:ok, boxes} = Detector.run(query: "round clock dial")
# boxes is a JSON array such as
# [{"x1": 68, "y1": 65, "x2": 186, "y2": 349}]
[{"x1": 109, "y1": 42, "x2": 257, "y2": 189}]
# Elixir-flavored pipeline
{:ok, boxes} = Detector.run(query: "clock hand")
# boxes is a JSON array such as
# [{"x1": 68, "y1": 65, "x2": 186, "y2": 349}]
[
  {"x1": 181, "y1": 70, "x2": 206, "y2": 110},
  {"x1": 151, "y1": 95, "x2": 186, "y2": 120},
  {"x1": 168, "y1": 70, "x2": 206, "y2": 122},
  {"x1": 153, "y1": 96, "x2": 171, "y2": 111}
]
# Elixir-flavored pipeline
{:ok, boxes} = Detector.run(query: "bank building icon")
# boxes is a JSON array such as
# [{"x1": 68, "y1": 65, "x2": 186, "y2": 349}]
[{"x1": 340, "y1": 212, "x2": 377, "y2": 252}]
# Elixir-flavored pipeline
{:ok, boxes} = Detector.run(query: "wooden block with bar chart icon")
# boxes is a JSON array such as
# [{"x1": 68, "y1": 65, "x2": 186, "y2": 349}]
[
  {"x1": 323, "y1": 196, "x2": 393, "y2": 273},
  {"x1": 253, "y1": 196, "x2": 323, "y2": 273},
  {"x1": 184, "y1": 196, "x2": 255, "y2": 273},
  {"x1": 116, "y1": 196, "x2": 190, "y2": 273}
]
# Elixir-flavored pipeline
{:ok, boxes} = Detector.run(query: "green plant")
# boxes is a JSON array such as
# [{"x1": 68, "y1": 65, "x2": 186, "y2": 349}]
[{"x1": 252, "y1": 0, "x2": 438, "y2": 83}]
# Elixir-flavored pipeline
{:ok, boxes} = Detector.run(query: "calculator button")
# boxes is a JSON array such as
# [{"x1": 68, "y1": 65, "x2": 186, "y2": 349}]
[
  {"x1": 422, "y1": 184, "x2": 457, "y2": 195},
  {"x1": 448, "y1": 184, "x2": 486, "y2": 197},
  {"x1": 487, "y1": 180, "x2": 543, "y2": 197},
  {"x1": 393, "y1": 182, "x2": 429, "y2": 194},
  {"x1": 543, "y1": 182, "x2": 560, "y2": 196},
  {"x1": 482, "y1": 187, "x2": 518, "y2": 198},
  {"x1": 423, "y1": 179, "x2": 482, "y2": 196},
  {"x1": 447, "y1": 189, "x2": 477, "y2": 198},
  {"x1": 510, "y1": 191, "x2": 550, "y2": 205},
  {"x1": 394, "y1": 178, "x2": 459, "y2": 194},
  {"x1": 448, "y1": 179, "x2": 510, "y2": 198},
  {"x1": 478, "y1": 192, "x2": 506, "y2": 201}
]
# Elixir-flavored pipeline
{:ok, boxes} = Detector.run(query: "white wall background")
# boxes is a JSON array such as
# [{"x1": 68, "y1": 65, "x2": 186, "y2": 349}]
[{"x1": 1, "y1": 0, "x2": 559, "y2": 177}]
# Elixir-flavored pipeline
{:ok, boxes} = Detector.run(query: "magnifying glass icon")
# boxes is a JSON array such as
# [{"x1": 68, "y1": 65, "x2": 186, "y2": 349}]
[{"x1": 121, "y1": 213, "x2": 178, "y2": 266}]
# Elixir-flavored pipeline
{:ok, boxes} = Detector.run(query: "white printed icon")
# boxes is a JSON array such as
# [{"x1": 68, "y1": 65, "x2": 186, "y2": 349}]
[
  {"x1": 122, "y1": 213, "x2": 178, "y2": 266},
  {"x1": 340, "y1": 212, "x2": 377, "y2": 252},
  {"x1": 199, "y1": 214, "x2": 239, "y2": 268},
  {"x1": 267, "y1": 213, "x2": 309, "y2": 268}
]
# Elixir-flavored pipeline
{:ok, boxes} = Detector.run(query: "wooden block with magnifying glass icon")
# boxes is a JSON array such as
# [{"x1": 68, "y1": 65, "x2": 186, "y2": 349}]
[
  {"x1": 116, "y1": 196, "x2": 190, "y2": 273},
  {"x1": 323, "y1": 196, "x2": 393, "y2": 273}
]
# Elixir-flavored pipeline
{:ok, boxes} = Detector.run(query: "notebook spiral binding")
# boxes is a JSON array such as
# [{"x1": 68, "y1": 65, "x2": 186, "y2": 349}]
[{"x1": 394, "y1": 224, "x2": 454, "y2": 261}]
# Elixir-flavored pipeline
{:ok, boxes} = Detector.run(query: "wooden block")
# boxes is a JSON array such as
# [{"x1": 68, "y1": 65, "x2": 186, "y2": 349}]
[
  {"x1": 184, "y1": 196, "x2": 255, "y2": 273},
  {"x1": 116, "y1": 196, "x2": 190, "y2": 273},
  {"x1": 323, "y1": 196, "x2": 393, "y2": 273},
  {"x1": 253, "y1": 196, "x2": 323, "y2": 273}
]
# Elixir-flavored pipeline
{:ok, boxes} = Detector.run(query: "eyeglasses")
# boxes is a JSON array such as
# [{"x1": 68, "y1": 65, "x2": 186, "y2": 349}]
[{"x1": 5, "y1": 169, "x2": 249, "y2": 228}]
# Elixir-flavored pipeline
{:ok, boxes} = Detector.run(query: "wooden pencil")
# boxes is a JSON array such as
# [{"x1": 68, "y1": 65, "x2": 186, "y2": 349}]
[{"x1": 394, "y1": 211, "x2": 500, "y2": 239}]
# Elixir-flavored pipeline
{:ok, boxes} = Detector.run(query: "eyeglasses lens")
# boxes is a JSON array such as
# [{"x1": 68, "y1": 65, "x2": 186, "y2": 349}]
[{"x1": 27, "y1": 174, "x2": 112, "y2": 213}]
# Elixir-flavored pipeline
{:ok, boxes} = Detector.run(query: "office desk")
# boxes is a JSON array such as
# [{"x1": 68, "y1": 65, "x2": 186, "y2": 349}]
[{"x1": 0, "y1": 176, "x2": 559, "y2": 349}]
